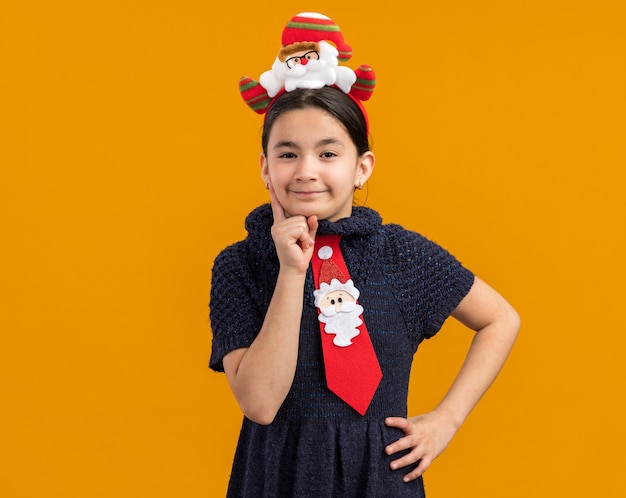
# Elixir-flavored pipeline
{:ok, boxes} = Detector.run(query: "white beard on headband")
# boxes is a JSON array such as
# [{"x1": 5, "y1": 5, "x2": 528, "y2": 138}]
[{"x1": 260, "y1": 40, "x2": 357, "y2": 98}]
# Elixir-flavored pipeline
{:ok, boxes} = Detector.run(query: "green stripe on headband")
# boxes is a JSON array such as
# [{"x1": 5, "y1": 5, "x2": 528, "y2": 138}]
[
  {"x1": 286, "y1": 21, "x2": 341, "y2": 33},
  {"x1": 355, "y1": 77, "x2": 376, "y2": 88},
  {"x1": 250, "y1": 97, "x2": 271, "y2": 112},
  {"x1": 240, "y1": 80, "x2": 259, "y2": 92}
]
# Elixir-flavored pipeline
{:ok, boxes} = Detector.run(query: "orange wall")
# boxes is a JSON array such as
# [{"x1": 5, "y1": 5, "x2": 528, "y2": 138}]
[{"x1": 2, "y1": 1, "x2": 624, "y2": 496}]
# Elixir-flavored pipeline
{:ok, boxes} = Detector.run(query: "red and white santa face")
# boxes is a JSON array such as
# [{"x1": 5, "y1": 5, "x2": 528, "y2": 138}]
[
  {"x1": 260, "y1": 107, "x2": 374, "y2": 222},
  {"x1": 272, "y1": 42, "x2": 338, "y2": 88},
  {"x1": 279, "y1": 42, "x2": 322, "y2": 73},
  {"x1": 318, "y1": 289, "x2": 355, "y2": 314},
  {"x1": 313, "y1": 278, "x2": 364, "y2": 347},
  {"x1": 260, "y1": 40, "x2": 358, "y2": 97}
]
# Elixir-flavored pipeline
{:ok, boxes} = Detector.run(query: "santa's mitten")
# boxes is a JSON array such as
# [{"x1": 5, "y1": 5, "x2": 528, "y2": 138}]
[
  {"x1": 239, "y1": 76, "x2": 271, "y2": 114},
  {"x1": 349, "y1": 65, "x2": 376, "y2": 102}
]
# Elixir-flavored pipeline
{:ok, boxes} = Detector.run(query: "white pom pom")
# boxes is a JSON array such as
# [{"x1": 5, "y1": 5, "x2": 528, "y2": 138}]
[{"x1": 318, "y1": 245, "x2": 333, "y2": 260}]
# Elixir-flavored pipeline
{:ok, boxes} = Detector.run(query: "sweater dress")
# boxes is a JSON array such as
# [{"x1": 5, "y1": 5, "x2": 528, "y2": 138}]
[{"x1": 209, "y1": 204, "x2": 474, "y2": 497}]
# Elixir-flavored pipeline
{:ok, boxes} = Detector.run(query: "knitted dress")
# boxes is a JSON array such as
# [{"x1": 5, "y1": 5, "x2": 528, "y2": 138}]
[{"x1": 209, "y1": 204, "x2": 474, "y2": 497}]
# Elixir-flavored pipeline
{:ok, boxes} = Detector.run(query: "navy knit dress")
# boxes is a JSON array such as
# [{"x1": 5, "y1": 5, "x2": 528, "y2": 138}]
[{"x1": 209, "y1": 204, "x2": 474, "y2": 497}]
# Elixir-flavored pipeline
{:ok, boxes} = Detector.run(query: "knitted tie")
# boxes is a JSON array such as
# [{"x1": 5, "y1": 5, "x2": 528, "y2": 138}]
[{"x1": 311, "y1": 235, "x2": 382, "y2": 415}]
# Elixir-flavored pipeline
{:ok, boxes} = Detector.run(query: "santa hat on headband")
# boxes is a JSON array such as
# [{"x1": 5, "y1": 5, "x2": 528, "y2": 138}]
[{"x1": 281, "y1": 12, "x2": 353, "y2": 62}]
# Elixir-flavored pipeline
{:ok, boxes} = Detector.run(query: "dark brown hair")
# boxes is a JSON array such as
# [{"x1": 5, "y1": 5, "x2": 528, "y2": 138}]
[{"x1": 261, "y1": 87, "x2": 370, "y2": 156}]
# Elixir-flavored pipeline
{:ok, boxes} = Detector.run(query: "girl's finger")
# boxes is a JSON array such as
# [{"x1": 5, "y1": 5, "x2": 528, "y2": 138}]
[
  {"x1": 385, "y1": 435, "x2": 413, "y2": 456},
  {"x1": 307, "y1": 215, "x2": 318, "y2": 242},
  {"x1": 385, "y1": 417, "x2": 408, "y2": 431},
  {"x1": 297, "y1": 215, "x2": 318, "y2": 250},
  {"x1": 389, "y1": 443, "x2": 422, "y2": 468}
]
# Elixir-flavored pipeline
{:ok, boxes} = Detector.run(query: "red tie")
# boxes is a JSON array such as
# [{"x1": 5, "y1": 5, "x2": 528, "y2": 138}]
[{"x1": 311, "y1": 235, "x2": 382, "y2": 415}]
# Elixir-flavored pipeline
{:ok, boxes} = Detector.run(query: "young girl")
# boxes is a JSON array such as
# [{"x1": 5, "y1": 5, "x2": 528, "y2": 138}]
[{"x1": 209, "y1": 12, "x2": 519, "y2": 497}]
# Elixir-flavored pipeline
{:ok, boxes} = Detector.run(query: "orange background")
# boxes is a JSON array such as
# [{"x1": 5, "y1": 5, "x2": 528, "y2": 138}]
[{"x1": 1, "y1": 1, "x2": 624, "y2": 496}]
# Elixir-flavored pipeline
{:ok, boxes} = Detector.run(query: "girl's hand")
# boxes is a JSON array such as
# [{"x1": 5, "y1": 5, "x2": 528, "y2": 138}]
[
  {"x1": 384, "y1": 412, "x2": 458, "y2": 482},
  {"x1": 269, "y1": 183, "x2": 318, "y2": 275}
]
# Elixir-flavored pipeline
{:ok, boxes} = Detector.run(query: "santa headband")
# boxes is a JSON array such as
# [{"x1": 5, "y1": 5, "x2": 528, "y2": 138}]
[{"x1": 238, "y1": 12, "x2": 375, "y2": 128}]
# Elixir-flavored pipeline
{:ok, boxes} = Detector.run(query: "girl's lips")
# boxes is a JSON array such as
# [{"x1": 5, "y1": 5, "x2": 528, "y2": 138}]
[{"x1": 290, "y1": 190, "x2": 325, "y2": 197}]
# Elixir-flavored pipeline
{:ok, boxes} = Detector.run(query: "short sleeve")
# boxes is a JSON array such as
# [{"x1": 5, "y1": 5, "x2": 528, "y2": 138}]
[
  {"x1": 384, "y1": 226, "x2": 475, "y2": 347},
  {"x1": 208, "y1": 242, "x2": 266, "y2": 372}
]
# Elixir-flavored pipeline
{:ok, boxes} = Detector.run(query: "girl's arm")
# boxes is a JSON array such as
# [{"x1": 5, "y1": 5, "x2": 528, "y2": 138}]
[
  {"x1": 385, "y1": 276, "x2": 520, "y2": 481},
  {"x1": 222, "y1": 187, "x2": 318, "y2": 425}
]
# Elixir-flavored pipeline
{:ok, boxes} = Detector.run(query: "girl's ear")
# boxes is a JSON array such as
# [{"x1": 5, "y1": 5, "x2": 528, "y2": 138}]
[
  {"x1": 356, "y1": 151, "x2": 375, "y2": 188},
  {"x1": 260, "y1": 153, "x2": 269, "y2": 185}
]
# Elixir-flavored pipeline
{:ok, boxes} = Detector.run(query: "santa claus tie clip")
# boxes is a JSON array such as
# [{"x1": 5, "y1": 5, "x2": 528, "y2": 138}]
[{"x1": 311, "y1": 235, "x2": 382, "y2": 415}]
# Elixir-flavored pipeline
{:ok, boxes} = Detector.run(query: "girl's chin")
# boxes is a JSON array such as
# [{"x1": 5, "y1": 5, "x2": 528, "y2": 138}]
[
  {"x1": 285, "y1": 210, "x2": 350, "y2": 223},
  {"x1": 284, "y1": 209, "x2": 317, "y2": 219},
  {"x1": 281, "y1": 199, "x2": 353, "y2": 221}
]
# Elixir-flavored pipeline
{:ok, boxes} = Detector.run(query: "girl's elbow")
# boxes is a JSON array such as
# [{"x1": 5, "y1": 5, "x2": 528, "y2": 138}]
[
  {"x1": 249, "y1": 413, "x2": 277, "y2": 426},
  {"x1": 239, "y1": 398, "x2": 280, "y2": 425},
  {"x1": 498, "y1": 304, "x2": 521, "y2": 349},
  {"x1": 243, "y1": 408, "x2": 278, "y2": 426},
  {"x1": 506, "y1": 303, "x2": 521, "y2": 336}
]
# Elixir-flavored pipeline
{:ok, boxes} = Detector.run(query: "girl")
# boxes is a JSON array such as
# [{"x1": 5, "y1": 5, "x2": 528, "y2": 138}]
[{"x1": 209, "y1": 13, "x2": 519, "y2": 498}]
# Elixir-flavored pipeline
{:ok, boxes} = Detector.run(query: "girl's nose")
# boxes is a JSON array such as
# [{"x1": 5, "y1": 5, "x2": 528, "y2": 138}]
[{"x1": 294, "y1": 157, "x2": 317, "y2": 181}]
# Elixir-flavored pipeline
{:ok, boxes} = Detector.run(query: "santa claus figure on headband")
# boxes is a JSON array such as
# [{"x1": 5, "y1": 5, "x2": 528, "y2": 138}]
[
  {"x1": 238, "y1": 12, "x2": 376, "y2": 114},
  {"x1": 260, "y1": 39, "x2": 357, "y2": 96}
]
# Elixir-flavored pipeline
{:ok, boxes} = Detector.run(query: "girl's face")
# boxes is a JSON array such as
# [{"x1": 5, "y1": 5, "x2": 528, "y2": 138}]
[{"x1": 260, "y1": 107, "x2": 374, "y2": 222}]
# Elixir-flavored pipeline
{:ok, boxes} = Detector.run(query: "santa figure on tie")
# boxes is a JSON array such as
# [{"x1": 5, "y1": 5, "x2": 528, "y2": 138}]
[{"x1": 313, "y1": 245, "x2": 364, "y2": 347}]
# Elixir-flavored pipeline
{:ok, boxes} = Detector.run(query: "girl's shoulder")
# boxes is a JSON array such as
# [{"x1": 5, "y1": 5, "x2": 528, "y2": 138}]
[
  {"x1": 380, "y1": 222, "x2": 447, "y2": 259},
  {"x1": 378, "y1": 221, "x2": 472, "y2": 284}
]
